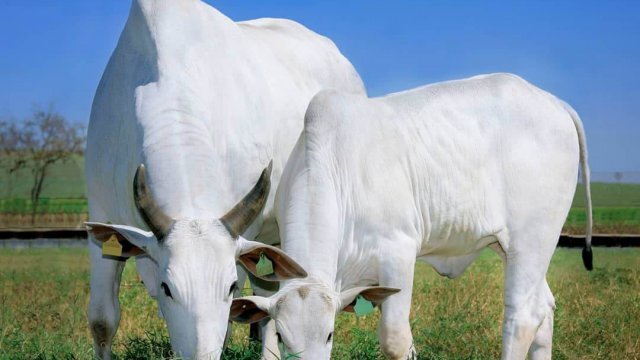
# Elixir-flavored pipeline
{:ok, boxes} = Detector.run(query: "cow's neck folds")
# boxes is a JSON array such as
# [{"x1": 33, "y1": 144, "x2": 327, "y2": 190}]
[{"x1": 280, "y1": 167, "x2": 343, "y2": 288}]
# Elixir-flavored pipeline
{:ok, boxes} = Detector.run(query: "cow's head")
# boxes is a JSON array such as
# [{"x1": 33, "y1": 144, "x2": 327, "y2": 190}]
[
  {"x1": 229, "y1": 282, "x2": 399, "y2": 358},
  {"x1": 87, "y1": 162, "x2": 307, "y2": 359}
]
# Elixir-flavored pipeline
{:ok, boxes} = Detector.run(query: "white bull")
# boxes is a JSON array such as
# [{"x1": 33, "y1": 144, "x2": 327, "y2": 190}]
[
  {"x1": 231, "y1": 73, "x2": 593, "y2": 360},
  {"x1": 84, "y1": 0, "x2": 365, "y2": 358}
]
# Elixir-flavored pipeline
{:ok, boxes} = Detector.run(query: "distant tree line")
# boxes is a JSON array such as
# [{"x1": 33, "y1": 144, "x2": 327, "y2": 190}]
[{"x1": 0, "y1": 107, "x2": 85, "y2": 221}]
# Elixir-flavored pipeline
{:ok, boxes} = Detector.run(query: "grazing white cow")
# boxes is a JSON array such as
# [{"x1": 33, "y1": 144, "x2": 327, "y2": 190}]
[
  {"x1": 84, "y1": 0, "x2": 365, "y2": 358},
  {"x1": 231, "y1": 73, "x2": 593, "y2": 360}
]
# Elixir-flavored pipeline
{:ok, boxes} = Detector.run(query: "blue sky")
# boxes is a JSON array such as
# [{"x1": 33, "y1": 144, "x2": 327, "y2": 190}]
[{"x1": 0, "y1": 1, "x2": 638, "y2": 171}]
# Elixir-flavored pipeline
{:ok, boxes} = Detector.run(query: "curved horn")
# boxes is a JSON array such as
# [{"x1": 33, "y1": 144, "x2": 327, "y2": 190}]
[
  {"x1": 133, "y1": 164, "x2": 174, "y2": 239},
  {"x1": 220, "y1": 161, "x2": 273, "y2": 238}
]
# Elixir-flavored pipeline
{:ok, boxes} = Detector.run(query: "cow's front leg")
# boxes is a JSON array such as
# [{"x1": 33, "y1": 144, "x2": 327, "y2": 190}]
[
  {"x1": 224, "y1": 265, "x2": 250, "y2": 348},
  {"x1": 247, "y1": 272, "x2": 280, "y2": 360},
  {"x1": 378, "y1": 245, "x2": 417, "y2": 360},
  {"x1": 258, "y1": 318, "x2": 279, "y2": 360},
  {"x1": 88, "y1": 235, "x2": 126, "y2": 360}
]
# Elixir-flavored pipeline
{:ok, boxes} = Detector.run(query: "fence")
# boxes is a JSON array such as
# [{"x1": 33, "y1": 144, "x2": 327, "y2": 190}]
[
  {"x1": 1, "y1": 166, "x2": 639, "y2": 233},
  {"x1": 0, "y1": 155, "x2": 85, "y2": 200},
  {"x1": 1, "y1": 157, "x2": 86, "y2": 228},
  {"x1": 0, "y1": 198, "x2": 87, "y2": 214},
  {"x1": 585, "y1": 171, "x2": 640, "y2": 184}
]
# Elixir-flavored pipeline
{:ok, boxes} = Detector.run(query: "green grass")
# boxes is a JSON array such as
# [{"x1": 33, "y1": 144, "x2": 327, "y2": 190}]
[
  {"x1": 564, "y1": 207, "x2": 640, "y2": 234},
  {"x1": 0, "y1": 198, "x2": 88, "y2": 214},
  {"x1": 567, "y1": 207, "x2": 640, "y2": 224},
  {"x1": 1, "y1": 248, "x2": 638, "y2": 359},
  {"x1": 2, "y1": 159, "x2": 640, "y2": 232},
  {"x1": 0, "y1": 155, "x2": 85, "y2": 200},
  {"x1": 565, "y1": 182, "x2": 640, "y2": 233},
  {"x1": 573, "y1": 182, "x2": 640, "y2": 208},
  {"x1": 0, "y1": 156, "x2": 86, "y2": 215}
]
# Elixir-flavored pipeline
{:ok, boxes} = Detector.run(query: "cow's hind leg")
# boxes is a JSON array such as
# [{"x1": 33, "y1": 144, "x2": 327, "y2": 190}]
[
  {"x1": 88, "y1": 235, "x2": 126, "y2": 360},
  {"x1": 527, "y1": 281, "x2": 555, "y2": 360},
  {"x1": 501, "y1": 233, "x2": 556, "y2": 360},
  {"x1": 378, "y1": 242, "x2": 417, "y2": 360}
]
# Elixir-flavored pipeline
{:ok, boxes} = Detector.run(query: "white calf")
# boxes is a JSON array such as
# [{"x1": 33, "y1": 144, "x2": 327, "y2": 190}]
[{"x1": 232, "y1": 74, "x2": 593, "y2": 360}]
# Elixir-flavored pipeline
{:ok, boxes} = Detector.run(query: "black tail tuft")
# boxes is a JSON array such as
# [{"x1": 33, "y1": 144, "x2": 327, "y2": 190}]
[{"x1": 582, "y1": 245, "x2": 593, "y2": 271}]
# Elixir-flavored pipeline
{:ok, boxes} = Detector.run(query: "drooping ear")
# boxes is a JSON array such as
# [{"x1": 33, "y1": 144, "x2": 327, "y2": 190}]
[
  {"x1": 339, "y1": 286, "x2": 401, "y2": 312},
  {"x1": 230, "y1": 296, "x2": 272, "y2": 324},
  {"x1": 86, "y1": 222, "x2": 157, "y2": 258},
  {"x1": 236, "y1": 237, "x2": 308, "y2": 282}
]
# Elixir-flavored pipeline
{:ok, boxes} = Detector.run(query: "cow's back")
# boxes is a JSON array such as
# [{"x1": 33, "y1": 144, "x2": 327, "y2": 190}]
[
  {"x1": 86, "y1": 0, "x2": 156, "y2": 225},
  {"x1": 86, "y1": 1, "x2": 364, "y2": 234},
  {"x1": 302, "y1": 74, "x2": 579, "y2": 259}
]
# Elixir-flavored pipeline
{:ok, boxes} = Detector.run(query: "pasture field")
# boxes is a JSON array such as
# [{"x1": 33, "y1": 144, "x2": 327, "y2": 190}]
[
  {"x1": 572, "y1": 182, "x2": 640, "y2": 208},
  {"x1": 0, "y1": 156, "x2": 85, "y2": 200},
  {"x1": 0, "y1": 247, "x2": 638, "y2": 359},
  {"x1": 2, "y1": 157, "x2": 640, "y2": 233},
  {"x1": 564, "y1": 207, "x2": 640, "y2": 234},
  {"x1": 0, "y1": 198, "x2": 87, "y2": 214}
]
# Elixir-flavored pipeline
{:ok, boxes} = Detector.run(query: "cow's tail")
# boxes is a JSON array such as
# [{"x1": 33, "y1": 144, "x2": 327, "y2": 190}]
[{"x1": 562, "y1": 101, "x2": 593, "y2": 270}]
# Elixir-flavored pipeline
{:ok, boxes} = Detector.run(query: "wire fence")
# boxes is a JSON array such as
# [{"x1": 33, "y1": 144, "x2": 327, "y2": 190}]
[
  {"x1": 582, "y1": 171, "x2": 640, "y2": 184},
  {"x1": 0, "y1": 156, "x2": 85, "y2": 200},
  {"x1": 0, "y1": 198, "x2": 87, "y2": 214},
  {"x1": 0, "y1": 164, "x2": 638, "y2": 233}
]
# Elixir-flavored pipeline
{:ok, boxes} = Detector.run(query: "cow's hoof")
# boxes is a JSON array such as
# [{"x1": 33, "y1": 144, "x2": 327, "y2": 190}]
[{"x1": 406, "y1": 343, "x2": 417, "y2": 360}]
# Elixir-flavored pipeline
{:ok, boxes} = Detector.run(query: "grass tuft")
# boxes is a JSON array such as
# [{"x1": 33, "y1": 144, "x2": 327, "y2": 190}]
[
  {"x1": 1, "y1": 248, "x2": 639, "y2": 359},
  {"x1": 118, "y1": 330, "x2": 174, "y2": 360}
]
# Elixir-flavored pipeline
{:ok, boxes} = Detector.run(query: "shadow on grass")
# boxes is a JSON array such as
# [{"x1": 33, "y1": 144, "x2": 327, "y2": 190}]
[
  {"x1": 115, "y1": 330, "x2": 261, "y2": 360},
  {"x1": 114, "y1": 328, "x2": 381, "y2": 360},
  {"x1": 116, "y1": 330, "x2": 173, "y2": 360},
  {"x1": 331, "y1": 328, "x2": 380, "y2": 360}
]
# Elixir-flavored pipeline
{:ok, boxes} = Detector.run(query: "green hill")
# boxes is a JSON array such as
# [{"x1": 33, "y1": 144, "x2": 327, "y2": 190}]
[
  {"x1": 573, "y1": 182, "x2": 640, "y2": 208},
  {"x1": 0, "y1": 155, "x2": 85, "y2": 199},
  {"x1": 1, "y1": 158, "x2": 639, "y2": 233}
]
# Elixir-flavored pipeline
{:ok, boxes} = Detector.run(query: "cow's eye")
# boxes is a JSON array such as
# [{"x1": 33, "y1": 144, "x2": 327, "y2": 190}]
[
  {"x1": 229, "y1": 281, "x2": 238, "y2": 297},
  {"x1": 161, "y1": 282, "x2": 173, "y2": 299},
  {"x1": 327, "y1": 331, "x2": 333, "y2": 344}
]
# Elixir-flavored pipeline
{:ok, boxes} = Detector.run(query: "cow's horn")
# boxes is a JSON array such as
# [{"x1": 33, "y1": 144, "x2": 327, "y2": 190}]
[
  {"x1": 220, "y1": 161, "x2": 273, "y2": 238},
  {"x1": 133, "y1": 164, "x2": 174, "y2": 239}
]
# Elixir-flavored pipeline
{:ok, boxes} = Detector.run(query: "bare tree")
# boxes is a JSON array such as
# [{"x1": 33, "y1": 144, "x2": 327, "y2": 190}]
[
  {"x1": 0, "y1": 120, "x2": 6, "y2": 149},
  {"x1": 0, "y1": 119, "x2": 22, "y2": 167},
  {"x1": 1, "y1": 107, "x2": 85, "y2": 221},
  {"x1": 614, "y1": 172, "x2": 624, "y2": 183},
  {"x1": 0, "y1": 120, "x2": 8, "y2": 166}
]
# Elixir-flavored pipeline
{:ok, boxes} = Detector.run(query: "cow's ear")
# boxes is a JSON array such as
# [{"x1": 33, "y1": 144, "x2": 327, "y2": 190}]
[
  {"x1": 236, "y1": 237, "x2": 308, "y2": 282},
  {"x1": 86, "y1": 222, "x2": 158, "y2": 259},
  {"x1": 339, "y1": 286, "x2": 401, "y2": 312},
  {"x1": 230, "y1": 296, "x2": 272, "y2": 324}
]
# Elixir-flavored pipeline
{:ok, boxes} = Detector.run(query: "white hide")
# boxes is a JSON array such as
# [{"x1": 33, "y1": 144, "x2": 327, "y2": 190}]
[
  {"x1": 237, "y1": 73, "x2": 592, "y2": 360},
  {"x1": 85, "y1": 1, "x2": 365, "y2": 359}
]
